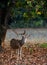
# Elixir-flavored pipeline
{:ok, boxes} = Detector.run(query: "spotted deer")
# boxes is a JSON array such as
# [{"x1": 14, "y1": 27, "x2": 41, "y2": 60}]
[{"x1": 10, "y1": 30, "x2": 31, "y2": 60}]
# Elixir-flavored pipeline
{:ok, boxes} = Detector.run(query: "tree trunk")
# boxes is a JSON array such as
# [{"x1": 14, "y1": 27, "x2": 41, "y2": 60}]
[
  {"x1": 0, "y1": 11, "x2": 7, "y2": 51},
  {"x1": 0, "y1": 8, "x2": 8, "y2": 46},
  {"x1": 0, "y1": 0, "x2": 15, "y2": 50}
]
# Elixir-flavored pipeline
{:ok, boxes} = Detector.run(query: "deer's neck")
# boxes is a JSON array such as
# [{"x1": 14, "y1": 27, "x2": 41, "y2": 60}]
[
  {"x1": 21, "y1": 36, "x2": 25, "y2": 44},
  {"x1": 21, "y1": 36, "x2": 27, "y2": 44}
]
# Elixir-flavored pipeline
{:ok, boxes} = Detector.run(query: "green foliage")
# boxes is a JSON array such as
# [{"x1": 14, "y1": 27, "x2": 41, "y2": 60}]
[
  {"x1": 0, "y1": 0, "x2": 47, "y2": 28},
  {"x1": 39, "y1": 43, "x2": 47, "y2": 48},
  {"x1": 30, "y1": 48, "x2": 33, "y2": 54}
]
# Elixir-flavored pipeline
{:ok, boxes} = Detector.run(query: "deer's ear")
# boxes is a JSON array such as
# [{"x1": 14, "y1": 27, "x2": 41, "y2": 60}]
[{"x1": 27, "y1": 33, "x2": 32, "y2": 38}]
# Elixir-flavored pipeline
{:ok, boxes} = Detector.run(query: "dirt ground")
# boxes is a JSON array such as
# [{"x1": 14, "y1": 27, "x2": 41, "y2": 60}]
[{"x1": 0, "y1": 44, "x2": 47, "y2": 65}]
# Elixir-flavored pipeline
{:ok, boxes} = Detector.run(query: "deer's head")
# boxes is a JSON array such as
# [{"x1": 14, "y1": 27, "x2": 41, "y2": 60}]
[{"x1": 13, "y1": 30, "x2": 31, "y2": 43}]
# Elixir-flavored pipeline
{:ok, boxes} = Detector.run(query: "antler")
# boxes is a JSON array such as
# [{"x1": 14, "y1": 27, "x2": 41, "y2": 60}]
[
  {"x1": 11, "y1": 29, "x2": 18, "y2": 36},
  {"x1": 18, "y1": 30, "x2": 32, "y2": 38},
  {"x1": 18, "y1": 30, "x2": 26, "y2": 35},
  {"x1": 11, "y1": 29, "x2": 32, "y2": 38},
  {"x1": 20, "y1": 30, "x2": 26, "y2": 35}
]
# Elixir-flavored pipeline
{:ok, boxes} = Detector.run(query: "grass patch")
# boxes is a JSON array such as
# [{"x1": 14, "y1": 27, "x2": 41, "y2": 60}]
[
  {"x1": 39, "y1": 43, "x2": 47, "y2": 48},
  {"x1": 30, "y1": 48, "x2": 33, "y2": 54}
]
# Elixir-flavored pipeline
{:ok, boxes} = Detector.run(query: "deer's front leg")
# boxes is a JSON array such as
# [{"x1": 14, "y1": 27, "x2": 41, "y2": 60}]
[
  {"x1": 17, "y1": 47, "x2": 22, "y2": 60},
  {"x1": 19, "y1": 47, "x2": 22, "y2": 60}
]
